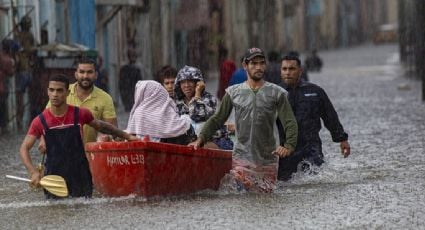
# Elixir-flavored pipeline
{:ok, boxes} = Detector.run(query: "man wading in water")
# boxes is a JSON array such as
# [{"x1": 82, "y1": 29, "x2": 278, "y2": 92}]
[
  {"x1": 189, "y1": 47, "x2": 298, "y2": 192},
  {"x1": 19, "y1": 74, "x2": 138, "y2": 198}
]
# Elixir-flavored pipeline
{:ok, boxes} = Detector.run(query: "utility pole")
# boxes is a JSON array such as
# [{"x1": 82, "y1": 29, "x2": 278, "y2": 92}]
[
  {"x1": 414, "y1": 0, "x2": 425, "y2": 100},
  {"x1": 398, "y1": 0, "x2": 406, "y2": 63}
]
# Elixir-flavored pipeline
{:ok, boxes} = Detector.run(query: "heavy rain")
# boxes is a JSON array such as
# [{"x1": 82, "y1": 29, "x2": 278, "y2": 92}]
[{"x1": 0, "y1": 0, "x2": 424, "y2": 229}]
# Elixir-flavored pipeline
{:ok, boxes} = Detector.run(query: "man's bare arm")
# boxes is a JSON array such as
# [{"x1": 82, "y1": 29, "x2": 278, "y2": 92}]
[
  {"x1": 103, "y1": 117, "x2": 118, "y2": 127},
  {"x1": 97, "y1": 117, "x2": 119, "y2": 141},
  {"x1": 19, "y1": 135, "x2": 41, "y2": 185},
  {"x1": 89, "y1": 119, "x2": 138, "y2": 141}
]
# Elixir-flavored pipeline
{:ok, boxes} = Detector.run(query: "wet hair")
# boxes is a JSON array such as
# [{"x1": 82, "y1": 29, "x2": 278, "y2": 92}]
[
  {"x1": 281, "y1": 55, "x2": 301, "y2": 67},
  {"x1": 286, "y1": 50, "x2": 300, "y2": 57},
  {"x1": 157, "y1": 65, "x2": 177, "y2": 84},
  {"x1": 49, "y1": 74, "x2": 70, "y2": 89},
  {"x1": 76, "y1": 57, "x2": 97, "y2": 69}
]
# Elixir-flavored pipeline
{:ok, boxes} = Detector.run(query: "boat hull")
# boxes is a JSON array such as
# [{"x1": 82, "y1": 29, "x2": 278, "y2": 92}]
[{"x1": 85, "y1": 141, "x2": 232, "y2": 197}]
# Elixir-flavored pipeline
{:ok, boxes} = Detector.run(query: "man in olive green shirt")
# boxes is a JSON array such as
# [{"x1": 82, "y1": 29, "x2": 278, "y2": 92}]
[{"x1": 190, "y1": 48, "x2": 297, "y2": 165}]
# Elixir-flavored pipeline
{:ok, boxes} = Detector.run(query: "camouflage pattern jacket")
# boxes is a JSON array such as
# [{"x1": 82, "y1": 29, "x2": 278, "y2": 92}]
[{"x1": 175, "y1": 90, "x2": 217, "y2": 123}]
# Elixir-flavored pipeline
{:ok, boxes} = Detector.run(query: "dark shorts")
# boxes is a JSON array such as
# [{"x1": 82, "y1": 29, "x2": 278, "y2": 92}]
[{"x1": 15, "y1": 71, "x2": 32, "y2": 93}]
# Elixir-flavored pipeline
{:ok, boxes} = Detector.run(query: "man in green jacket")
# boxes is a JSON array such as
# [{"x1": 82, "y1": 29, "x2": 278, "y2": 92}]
[{"x1": 189, "y1": 47, "x2": 298, "y2": 166}]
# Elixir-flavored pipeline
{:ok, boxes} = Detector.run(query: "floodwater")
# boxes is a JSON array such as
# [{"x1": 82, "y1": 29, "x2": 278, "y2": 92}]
[{"x1": 1, "y1": 44, "x2": 424, "y2": 229}]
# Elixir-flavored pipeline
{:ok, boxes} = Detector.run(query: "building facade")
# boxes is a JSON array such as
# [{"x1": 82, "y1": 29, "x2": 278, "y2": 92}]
[{"x1": 0, "y1": 0, "x2": 400, "y2": 129}]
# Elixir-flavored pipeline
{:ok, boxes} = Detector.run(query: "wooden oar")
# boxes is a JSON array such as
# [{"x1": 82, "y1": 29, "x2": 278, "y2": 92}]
[{"x1": 6, "y1": 175, "x2": 69, "y2": 197}]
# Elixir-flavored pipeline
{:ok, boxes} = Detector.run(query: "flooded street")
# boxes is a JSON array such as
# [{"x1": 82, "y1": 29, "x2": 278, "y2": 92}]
[{"x1": 1, "y1": 44, "x2": 424, "y2": 229}]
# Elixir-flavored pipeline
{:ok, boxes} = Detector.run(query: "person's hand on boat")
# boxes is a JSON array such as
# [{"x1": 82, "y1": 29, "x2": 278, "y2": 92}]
[
  {"x1": 127, "y1": 134, "x2": 140, "y2": 142},
  {"x1": 113, "y1": 136, "x2": 124, "y2": 141},
  {"x1": 188, "y1": 138, "x2": 203, "y2": 150},
  {"x1": 97, "y1": 134, "x2": 112, "y2": 142},
  {"x1": 272, "y1": 146, "x2": 291, "y2": 157},
  {"x1": 113, "y1": 134, "x2": 139, "y2": 142},
  {"x1": 225, "y1": 123, "x2": 235, "y2": 134},
  {"x1": 340, "y1": 140, "x2": 350, "y2": 158}
]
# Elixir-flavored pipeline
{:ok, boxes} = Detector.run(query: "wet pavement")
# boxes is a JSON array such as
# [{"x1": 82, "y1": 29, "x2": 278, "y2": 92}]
[{"x1": 1, "y1": 43, "x2": 424, "y2": 229}]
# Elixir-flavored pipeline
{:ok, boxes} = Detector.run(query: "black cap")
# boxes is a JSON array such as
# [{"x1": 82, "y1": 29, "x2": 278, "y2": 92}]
[{"x1": 243, "y1": 47, "x2": 265, "y2": 62}]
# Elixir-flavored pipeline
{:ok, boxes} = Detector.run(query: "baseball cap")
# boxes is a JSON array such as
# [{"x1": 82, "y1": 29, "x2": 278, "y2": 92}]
[{"x1": 243, "y1": 47, "x2": 265, "y2": 62}]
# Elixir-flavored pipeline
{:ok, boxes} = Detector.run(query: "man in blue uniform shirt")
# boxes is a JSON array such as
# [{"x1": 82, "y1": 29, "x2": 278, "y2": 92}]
[{"x1": 277, "y1": 55, "x2": 351, "y2": 181}]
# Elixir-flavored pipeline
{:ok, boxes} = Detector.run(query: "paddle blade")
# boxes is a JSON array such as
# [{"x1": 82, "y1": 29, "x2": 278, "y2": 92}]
[{"x1": 40, "y1": 175, "x2": 69, "y2": 197}]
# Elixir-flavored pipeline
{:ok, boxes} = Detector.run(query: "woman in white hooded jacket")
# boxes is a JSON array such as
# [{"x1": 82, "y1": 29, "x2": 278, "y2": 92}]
[{"x1": 126, "y1": 80, "x2": 196, "y2": 145}]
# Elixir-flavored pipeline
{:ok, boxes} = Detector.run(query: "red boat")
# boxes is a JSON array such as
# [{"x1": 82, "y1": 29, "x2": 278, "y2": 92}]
[{"x1": 85, "y1": 140, "x2": 232, "y2": 197}]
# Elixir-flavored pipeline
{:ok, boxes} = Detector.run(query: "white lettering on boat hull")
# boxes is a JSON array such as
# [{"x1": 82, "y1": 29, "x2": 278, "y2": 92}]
[
  {"x1": 106, "y1": 154, "x2": 144, "y2": 167},
  {"x1": 130, "y1": 154, "x2": 144, "y2": 165}
]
